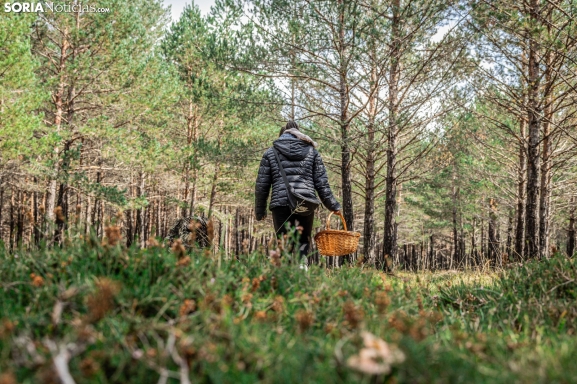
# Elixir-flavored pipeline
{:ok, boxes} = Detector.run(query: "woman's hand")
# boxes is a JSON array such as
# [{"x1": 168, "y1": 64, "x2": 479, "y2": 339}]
[{"x1": 333, "y1": 210, "x2": 341, "y2": 215}]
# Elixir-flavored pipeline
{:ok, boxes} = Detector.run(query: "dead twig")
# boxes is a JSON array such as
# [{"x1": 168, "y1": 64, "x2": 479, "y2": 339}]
[{"x1": 44, "y1": 340, "x2": 82, "y2": 384}]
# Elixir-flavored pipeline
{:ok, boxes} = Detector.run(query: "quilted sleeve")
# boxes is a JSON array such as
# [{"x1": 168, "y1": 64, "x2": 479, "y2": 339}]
[
  {"x1": 255, "y1": 150, "x2": 272, "y2": 220},
  {"x1": 312, "y1": 150, "x2": 341, "y2": 212}
]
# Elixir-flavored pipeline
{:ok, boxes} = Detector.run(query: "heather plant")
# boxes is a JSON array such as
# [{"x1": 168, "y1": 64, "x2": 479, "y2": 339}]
[{"x1": 0, "y1": 236, "x2": 576, "y2": 383}]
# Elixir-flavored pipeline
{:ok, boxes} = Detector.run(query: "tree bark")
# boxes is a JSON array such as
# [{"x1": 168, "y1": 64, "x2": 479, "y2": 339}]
[
  {"x1": 506, "y1": 209, "x2": 513, "y2": 263},
  {"x1": 84, "y1": 195, "x2": 91, "y2": 235},
  {"x1": 54, "y1": 140, "x2": 73, "y2": 244},
  {"x1": 383, "y1": 0, "x2": 401, "y2": 270},
  {"x1": 515, "y1": 45, "x2": 528, "y2": 261},
  {"x1": 0, "y1": 180, "x2": 4, "y2": 242},
  {"x1": 182, "y1": 99, "x2": 196, "y2": 217},
  {"x1": 429, "y1": 234, "x2": 435, "y2": 271},
  {"x1": 235, "y1": 207, "x2": 240, "y2": 257},
  {"x1": 538, "y1": 121, "x2": 551, "y2": 259},
  {"x1": 363, "y1": 40, "x2": 378, "y2": 266},
  {"x1": 46, "y1": 28, "x2": 71, "y2": 224},
  {"x1": 524, "y1": 0, "x2": 542, "y2": 260},
  {"x1": 91, "y1": 167, "x2": 101, "y2": 234},
  {"x1": 471, "y1": 217, "x2": 477, "y2": 269},
  {"x1": 10, "y1": 190, "x2": 15, "y2": 250},
  {"x1": 290, "y1": 33, "x2": 296, "y2": 121},
  {"x1": 16, "y1": 190, "x2": 24, "y2": 246},
  {"x1": 451, "y1": 161, "x2": 460, "y2": 265},
  {"x1": 515, "y1": 116, "x2": 527, "y2": 260},
  {"x1": 33, "y1": 180, "x2": 40, "y2": 245},
  {"x1": 189, "y1": 108, "x2": 200, "y2": 216},
  {"x1": 488, "y1": 204, "x2": 500, "y2": 266},
  {"x1": 568, "y1": 198, "x2": 575, "y2": 257},
  {"x1": 539, "y1": 50, "x2": 553, "y2": 259},
  {"x1": 156, "y1": 195, "x2": 162, "y2": 238},
  {"x1": 139, "y1": 172, "x2": 146, "y2": 248},
  {"x1": 126, "y1": 209, "x2": 133, "y2": 247},
  {"x1": 337, "y1": 0, "x2": 354, "y2": 266},
  {"x1": 480, "y1": 217, "x2": 485, "y2": 264},
  {"x1": 208, "y1": 165, "x2": 220, "y2": 218}
]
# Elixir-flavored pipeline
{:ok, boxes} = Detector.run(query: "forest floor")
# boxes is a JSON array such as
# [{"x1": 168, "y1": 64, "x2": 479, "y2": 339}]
[{"x1": 0, "y1": 236, "x2": 576, "y2": 383}]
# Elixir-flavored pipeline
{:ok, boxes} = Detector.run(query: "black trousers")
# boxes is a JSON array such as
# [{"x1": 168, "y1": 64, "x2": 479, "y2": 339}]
[{"x1": 271, "y1": 206, "x2": 315, "y2": 257}]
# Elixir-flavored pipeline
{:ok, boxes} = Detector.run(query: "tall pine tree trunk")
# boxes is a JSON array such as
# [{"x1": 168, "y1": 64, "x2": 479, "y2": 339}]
[
  {"x1": 91, "y1": 164, "x2": 102, "y2": 234},
  {"x1": 524, "y1": 1, "x2": 541, "y2": 259},
  {"x1": 470, "y1": 218, "x2": 476, "y2": 269},
  {"x1": 182, "y1": 98, "x2": 196, "y2": 217},
  {"x1": 506, "y1": 209, "x2": 513, "y2": 262},
  {"x1": 452, "y1": 162, "x2": 460, "y2": 264},
  {"x1": 182, "y1": 165, "x2": 190, "y2": 218},
  {"x1": 567, "y1": 198, "x2": 575, "y2": 257},
  {"x1": 189, "y1": 106, "x2": 200, "y2": 216},
  {"x1": 10, "y1": 190, "x2": 15, "y2": 250},
  {"x1": 208, "y1": 165, "x2": 220, "y2": 219},
  {"x1": 538, "y1": 118, "x2": 551, "y2": 259},
  {"x1": 363, "y1": 41, "x2": 378, "y2": 266},
  {"x1": 54, "y1": 139, "x2": 73, "y2": 244},
  {"x1": 0, "y1": 179, "x2": 4, "y2": 242},
  {"x1": 488, "y1": 200, "x2": 497, "y2": 266},
  {"x1": 515, "y1": 116, "x2": 527, "y2": 260},
  {"x1": 46, "y1": 28, "x2": 70, "y2": 225},
  {"x1": 383, "y1": 0, "x2": 401, "y2": 269},
  {"x1": 139, "y1": 172, "x2": 146, "y2": 248},
  {"x1": 539, "y1": 50, "x2": 553, "y2": 259},
  {"x1": 481, "y1": 217, "x2": 485, "y2": 264},
  {"x1": 126, "y1": 209, "x2": 133, "y2": 247},
  {"x1": 16, "y1": 190, "x2": 24, "y2": 247},
  {"x1": 290, "y1": 33, "x2": 297, "y2": 121},
  {"x1": 55, "y1": 17, "x2": 79, "y2": 241},
  {"x1": 338, "y1": 0, "x2": 354, "y2": 264}
]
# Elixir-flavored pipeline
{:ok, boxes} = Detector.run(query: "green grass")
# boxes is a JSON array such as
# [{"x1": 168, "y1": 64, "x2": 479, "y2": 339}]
[{"x1": 0, "y1": 236, "x2": 576, "y2": 383}]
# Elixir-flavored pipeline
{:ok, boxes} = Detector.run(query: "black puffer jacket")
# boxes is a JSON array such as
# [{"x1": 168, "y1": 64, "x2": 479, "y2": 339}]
[{"x1": 255, "y1": 134, "x2": 341, "y2": 220}]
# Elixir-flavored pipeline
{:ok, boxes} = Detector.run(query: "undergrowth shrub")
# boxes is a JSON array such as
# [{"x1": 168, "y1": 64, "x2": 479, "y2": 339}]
[
  {"x1": 0, "y1": 237, "x2": 575, "y2": 383},
  {"x1": 438, "y1": 255, "x2": 577, "y2": 335}
]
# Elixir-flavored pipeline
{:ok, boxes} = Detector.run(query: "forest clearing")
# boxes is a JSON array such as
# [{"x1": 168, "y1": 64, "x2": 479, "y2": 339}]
[{"x1": 2, "y1": 0, "x2": 577, "y2": 381}]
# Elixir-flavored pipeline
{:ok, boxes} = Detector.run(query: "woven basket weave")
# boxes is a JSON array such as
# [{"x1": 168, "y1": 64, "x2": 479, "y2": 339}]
[{"x1": 314, "y1": 212, "x2": 360, "y2": 257}]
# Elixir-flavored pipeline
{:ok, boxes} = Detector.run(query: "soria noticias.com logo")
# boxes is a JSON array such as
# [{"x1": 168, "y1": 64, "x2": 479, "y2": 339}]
[{"x1": 4, "y1": 2, "x2": 111, "y2": 13}]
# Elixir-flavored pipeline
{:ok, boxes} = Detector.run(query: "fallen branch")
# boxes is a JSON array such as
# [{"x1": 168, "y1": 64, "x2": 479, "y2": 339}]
[
  {"x1": 547, "y1": 279, "x2": 575, "y2": 293},
  {"x1": 44, "y1": 340, "x2": 77, "y2": 384}
]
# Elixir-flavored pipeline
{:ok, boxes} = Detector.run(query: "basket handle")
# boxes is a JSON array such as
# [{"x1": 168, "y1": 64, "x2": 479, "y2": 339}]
[{"x1": 326, "y1": 212, "x2": 347, "y2": 231}]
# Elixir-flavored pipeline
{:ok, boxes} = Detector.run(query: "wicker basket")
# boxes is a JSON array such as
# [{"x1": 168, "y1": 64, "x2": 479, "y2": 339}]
[{"x1": 314, "y1": 212, "x2": 360, "y2": 257}]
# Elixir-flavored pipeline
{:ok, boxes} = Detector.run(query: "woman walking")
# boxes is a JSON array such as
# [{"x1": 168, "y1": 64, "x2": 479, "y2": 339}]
[{"x1": 255, "y1": 120, "x2": 341, "y2": 261}]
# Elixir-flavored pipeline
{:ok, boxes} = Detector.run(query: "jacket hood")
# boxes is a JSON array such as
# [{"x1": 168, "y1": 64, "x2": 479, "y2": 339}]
[
  {"x1": 284, "y1": 128, "x2": 318, "y2": 147},
  {"x1": 273, "y1": 135, "x2": 313, "y2": 161}
]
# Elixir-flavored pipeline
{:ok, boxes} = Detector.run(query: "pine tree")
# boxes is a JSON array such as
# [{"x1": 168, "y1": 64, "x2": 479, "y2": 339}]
[
  {"x1": 0, "y1": 13, "x2": 44, "y2": 160},
  {"x1": 30, "y1": 0, "x2": 170, "y2": 238}
]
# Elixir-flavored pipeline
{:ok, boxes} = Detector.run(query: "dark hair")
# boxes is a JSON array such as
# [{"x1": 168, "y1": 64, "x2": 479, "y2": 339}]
[{"x1": 279, "y1": 120, "x2": 300, "y2": 136}]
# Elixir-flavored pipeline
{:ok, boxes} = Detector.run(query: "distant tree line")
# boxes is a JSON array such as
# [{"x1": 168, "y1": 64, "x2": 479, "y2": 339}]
[{"x1": 1, "y1": 0, "x2": 576, "y2": 268}]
